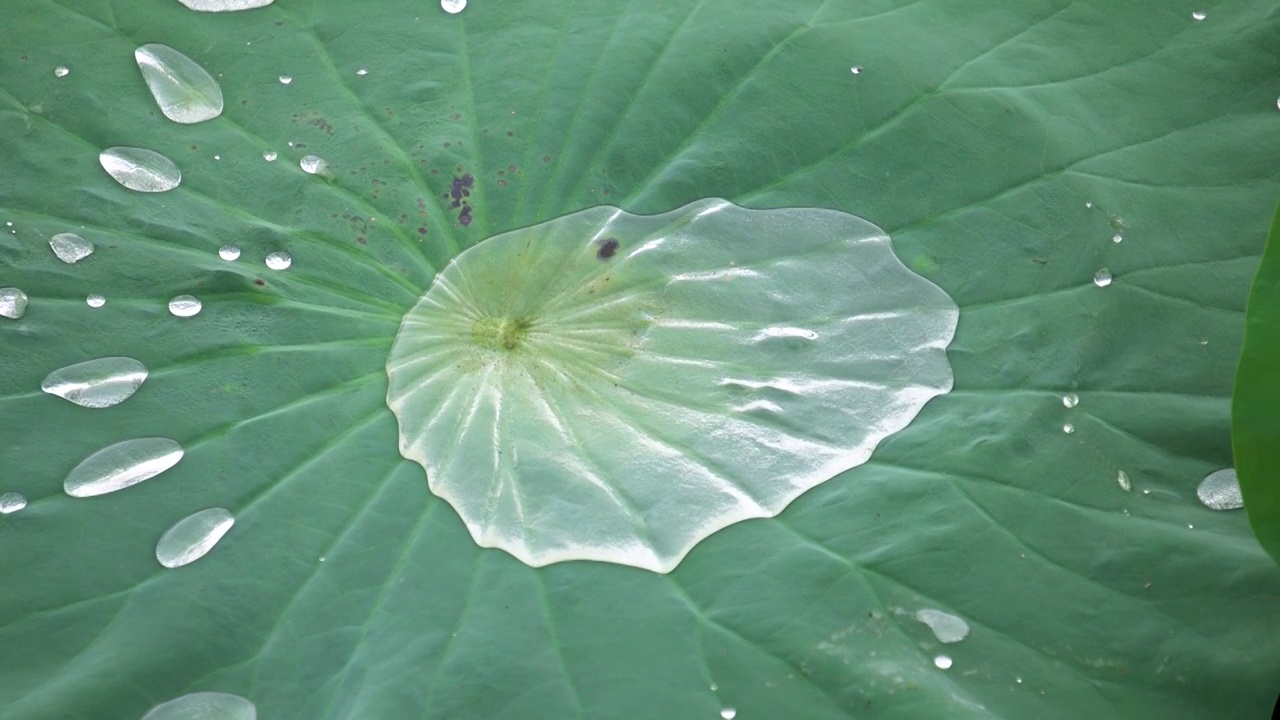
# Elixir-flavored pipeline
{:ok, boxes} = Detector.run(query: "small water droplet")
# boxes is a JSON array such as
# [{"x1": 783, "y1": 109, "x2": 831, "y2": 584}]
[
  {"x1": 1, "y1": 287, "x2": 29, "y2": 319},
  {"x1": 0, "y1": 492, "x2": 27, "y2": 514},
  {"x1": 49, "y1": 232, "x2": 94, "y2": 263},
  {"x1": 720, "y1": 709, "x2": 737, "y2": 720},
  {"x1": 1015, "y1": 677, "x2": 1023, "y2": 684},
  {"x1": 1062, "y1": 423, "x2": 1075, "y2": 434},
  {"x1": 1197, "y1": 468, "x2": 1243, "y2": 510},
  {"x1": 850, "y1": 66, "x2": 863, "y2": 74},
  {"x1": 86, "y1": 294, "x2": 106, "y2": 308},
  {"x1": 134, "y1": 43, "x2": 224, "y2": 124},
  {"x1": 54, "y1": 65, "x2": 70, "y2": 78},
  {"x1": 709, "y1": 683, "x2": 718, "y2": 692},
  {"x1": 141, "y1": 691, "x2": 256, "y2": 720},
  {"x1": 156, "y1": 507, "x2": 235, "y2": 568},
  {"x1": 219, "y1": 244, "x2": 241, "y2": 261},
  {"x1": 168, "y1": 295, "x2": 203, "y2": 318},
  {"x1": 265, "y1": 251, "x2": 292, "y2": 270},
  {"x1": 99, "y1": 147, "x2": 181, "y2": 192},
  {"x1": 1093, "y1": 268, "x2": 1113, "y2": 287},
  {"x1": 934, "y1": 654, "x2": 953, "y2": 670},
  {"x1": 1112, "y1": 233, "x2": 1123, "y2": 244},
  {"x1": 441, "y1": 0, "x2": 466, "y2": 13},
  {"x1": 64, "y1": 437, "x2": 184, "y2": 497},
  {"x1": 1062, "y1": 393, "x2": 1079, "y2": 408},
  {"x1": 1085, "y1": 201, "x2": 1093, "y2": 208},
  {"x1": 355, "y1": 68, "x2": 368, "y2": 76},
  {"x1": 300, "y1": 155, "x2": 328, "y2": 175},
  {"x1": 1192, "y1": 10, "x2": 1206, "y2": 20},
  {"x1": 1116, "y1": 470, "x2": 1132, "y2": 492},
  {"x1": 213, "y1": 154, "x2": 221, "y2": 161},
  {"x1": 914, "y1": 608, "x2": 970, "y2": 643},
  {"x1": 42, "y1": 356, "x2": 148, "y2": 408},
  {"x1": 278, "y1": 74, "x2": 292, "y2": 84},
  {"x1": 262, "y1": 150, "x2": 278, "y2": 162}
]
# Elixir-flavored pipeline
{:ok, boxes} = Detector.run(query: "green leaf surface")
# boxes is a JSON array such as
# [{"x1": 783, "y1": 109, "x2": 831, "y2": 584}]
[
  {"x1": 1, "y1": 1, "x2": 1278, "y2": 719},
  {"x1": 1235, "y1": 203, "x2": 1280, "y2": 564}
]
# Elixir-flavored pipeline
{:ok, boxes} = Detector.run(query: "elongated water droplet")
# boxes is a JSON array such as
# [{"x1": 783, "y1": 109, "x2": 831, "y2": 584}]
[
  {"x1": 441, "y1": 0, "x2": 466, "y2": 13},
  {"x1": 156, "y1": 507, "x2": 235, "y2": 568},
  {"x1": 141, "y1": 691, "x2": 257, "y2": 720},
  {"x1": 86, "y1": 294, "x2": 106, "y2": 308},
  {"x1": 1093, "y1": 268, "x2": 1112, "y2": 287},
  {"x1": 355, "y1": 68, "x2": 368, "y2": 76},
  {"x1": 0, "y1": 287, "x2": 28, "y2": 319},
  {"x1": 1192, "y1": 10, "x2": 1206, "y2": 20},
  {"x1": 0, "y1": 492, "x2": 27, "y2": 514},
  {"x1": 99, "y1": 147, "x2": 181, "y2": 192},
  {"x1": 265, "y1": 251, "x2": 291, "y2": 270},
  {"x1": 49, "y1": 232, "x2": 94, "y2": 263},
  {"x1": 934, "y1": 654, "x2": 953, "y2": 670},
  {"x1": 1062, "y1": 392, "x2": 1078, "y2": 408},
  {"x1": 64, "y1": 438, "x2": 184, "y2": 498},
  {"x1": 168, "y1": 295, "x2": 202, "y2": 317},
  {"x1": 42, "y1": 356, "x2": 148, "y2": 408},
  {"x1": 914, "y1": 608, "x2": 971, "y2": 643},
  {"x1": 262, "y1": 150, "x2": 277, "y2": 162},
  {"x1": 134, "y1": 44, "x2": 223, "y2": 124},
  {"x1": 54, "y1": 65, "x2": 70, "y2": 78},
  {"x1": 299, "y1": 155, "x2": 328, "y2": 175},
  {"x1": 278, "y1": 75, "x2": 292, "y2": 84},
  {"x1": 1197, "y1": 468, "x2": 1243, "y2": 510},
  {"x1": 218, "y1": 244, "x2": 241, "y2": 261},
  {"x1": 1116, "y1": 470, "x2": 1132, "y2": 492}
]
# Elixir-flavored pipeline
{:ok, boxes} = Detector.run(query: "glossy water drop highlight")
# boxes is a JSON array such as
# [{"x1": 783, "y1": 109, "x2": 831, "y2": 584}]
[
  {"x1": 278, "y1": 74, "x2": 292, "y2": 84},
  {"x1": 99, "y1": 147, "x2": 181, "y2": 192},
  {"x1": 265, "y1": 251, "x2": 292, "y2": 270},
  {"x1": 156, "y1": 508, "x2": 236, "y2": 568},
  {"x1": 48, "y1": 232, "x2": 94, "y2": 263},
  {"x1": 1116, "y1": 470, "x2": 1132, "y2": 492},
  {"x1": 168, "y1": 295, "x2": 202, "y2": 317},
  {"x1": 54, "y1": 65, "x2": 69, "y2": 78},
  {"x1": 1062, "y1": 393, "x2": 1078, "y2": 408},
  {"x1": 64, "y1": 437, "x2": 184, "y2": 497},
  {"x1": 0, "y1": 288, "x2": 28, "y2": 319},
  {"x1": 441, "y1": 0, "x2": 466, "y2": 13},
  {"x1": 1093, "y1": 269, "x2": 1112, "y2": 288},
  {"x1": 134, "y1": 43, "x2": 223, "y2": 124},
  {"x1": 1197, "y1": 468, "x2": 1243, "y2": 510},
  {"x1": 0, "y1": 492, "x2": 27, "y2": 514},
  {"x1": 86, "y1": 294, "x2": 106, "y2": 308},
  {"x1": 934, "y1": 654, "x2": 953, "y2": 670},
  {"x1": 141, "y1": 691, "x2": 257, "y2": 720},
  {"x1": 219, "y1": 244, "x2": 241, "y2": 261},
  {"x1": 262, "y1": 150, "x2": 277, "y2": 162},
  {"x1": 720, "y1": 709, "x2": 737, "y2": 720},
  {"x1": 300, "y1": 155, "x2": 329, "y2": 175},
  {"x1": 914, "y1": 608, "x2": 971, "y2": 643},
  {"x1": 42, "y1": 356, "x2": 148, "y2": 408},
  {"x1": 385, "y1": 198, "x2": 958, "y2": 573},
  {"x1": 1192, "y1": 10, "x2": 1206, "y2": 20}
]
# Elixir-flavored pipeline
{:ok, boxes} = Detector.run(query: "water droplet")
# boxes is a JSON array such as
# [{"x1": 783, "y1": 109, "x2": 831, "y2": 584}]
[
  {"x1": 709, "y1": 683, "x2": 718, "y2": 692},
  {"x1": 1062, "y1": 392, "x2": 1079, "y2": 408},
  {"x1": 1116, "y1": 470, "x2": 1132, "y2": 492},
  {"x1": 278, "y1": 74, "x2": 292, "y2": 84},
  {"x1": 1112, "y1": 233, "x2": 1123, "y2": 244},
  {"x1": 134, "y1": 43, "x2": 224, "y2": 124},
  {"x1": 355, "y1": 68, "x2": 368, "y2": 76},
  {"x1": 1092, "y1": 268, "x2": 1112, "y2": 288},
  {"x1": 1085, "y1": 201, "x2": 1093, "y2": 208},
  {"x1": 720, "y1": 709, "x2": 737, "y2": 720},
  {"x1": 141, "y1": 691, "x2": 257, "y2": 720},
  {"x1": 213, "y1": 154, "x2": 221, "y2": 161},
  {"x1": 63, "y1": 437, "x2": 184, "y2": 498},
  {"x1": 934, "y1": 654, "x2": 953, "y2": 670},
  {"x1": 41, "y1": 356, "x2": 148, "y2": 408},
  {"x1": 300, "y1": 155, "x2": 329, "y2": 175},
  {"x1": 54, "y1": 65, "x2": 69, "y2": 78},
  {"x1": 0, "y1": 492, "x2": 27, "y2": 514},
  {"x1": 265, "y1": 251, "x2": 292, "y2": 270},
  {"x1": 156, "y1": 507, "x2": 235, "y2": 568},
  {"x1": 441, "y1": 0, "x2": 466, "y2": 13},
  {"x1": 0, "y1": 287, "x2": 29, "y2": 319},
  {"x1": 1062, "y1": 423, "x2": 1075, "y2": 434},
  {"x1": 49, "y1": 232, "x2": 94, "y2": 263},
  {"x1": 86, "y1": 294, "x2": 106, "y2": 308},
  {"x1": 1192, "y1": 10, "x2": 1206, "y2": 20},
  {"x1": 850, "y1": 66, "x2": 863, "y2": 74},
  {"x1": 1015, "y1": 676, "x2": 1023, "y2": 684},
  {"x1": 219, "y1": 244, "x2": 241, "y2": 261},
  {"x1": 914, "y1": 608, "x2": 970, "y2": 643},
  {"x1": 1197, "y1": 468, "x2": 1243, "y2": 510},
  {"x1": 168, "y1": 295, "x2": 203, "y2": 318},
  {"x1": 99, "y1": 147, "x2": 181, "y2": 192}
]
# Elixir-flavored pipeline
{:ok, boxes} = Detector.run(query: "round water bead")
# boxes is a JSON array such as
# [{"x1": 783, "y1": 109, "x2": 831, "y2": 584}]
[
  {"x1": 265, "y1": 251, "x2": 292, "y2": 270},
  {"x1": 385, "y1": 198, "x2": 959, "y2": 573}
]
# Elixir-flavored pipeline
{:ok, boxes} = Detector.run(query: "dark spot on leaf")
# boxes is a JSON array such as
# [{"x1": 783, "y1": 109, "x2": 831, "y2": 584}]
[
  {"x1": 508, "y1": 164, "x2": 516, "y2": 172},
  {"x1": 444, "y1": 142, "x2": 451, "y2": 148},
  {"x1": 254, "y1": 279, "x2": 265, "y2": 286},
  {"x1": 506, "y1": 131, "x2": 514, "y2": 137},
  {"x1": 597, "y1": 237, "x2": 619, "y2": 260},
  {"x1": 459, "y1": 205, "x2": 473, "y2": 227},
  {"x1": 417, "y1": 226, "x2": 427, "y2": 234},
  {"x1": 357, "y1": 236, "x2": 366, "y2": 245},
  {"x1": 542, "y1": 155, "x2": 551, "y2": 163}
]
